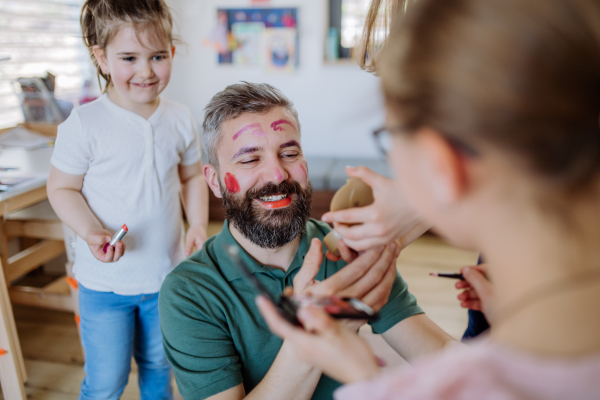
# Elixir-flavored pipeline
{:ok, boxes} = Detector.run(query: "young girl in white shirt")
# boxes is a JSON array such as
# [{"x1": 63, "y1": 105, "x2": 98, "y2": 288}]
[{"x1": 47, "y1": 0, "x2": 209, "y2": 398}]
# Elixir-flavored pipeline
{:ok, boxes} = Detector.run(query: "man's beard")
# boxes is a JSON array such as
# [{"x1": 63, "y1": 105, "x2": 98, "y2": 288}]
[{"x1": 221, "y1": 179, "x2": 314, "y2": 249}]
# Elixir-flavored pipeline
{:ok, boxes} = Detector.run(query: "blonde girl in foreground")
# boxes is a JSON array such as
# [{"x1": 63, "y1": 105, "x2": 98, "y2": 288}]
[{"x1": 259, "y1": 0, "x2": 600, "y2": 398}]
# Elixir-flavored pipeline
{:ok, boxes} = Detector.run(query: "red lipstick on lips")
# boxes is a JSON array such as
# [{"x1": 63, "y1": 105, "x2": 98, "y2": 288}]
[{"x1": 260, "y1": 196, "x2": 292, "y2": 209}]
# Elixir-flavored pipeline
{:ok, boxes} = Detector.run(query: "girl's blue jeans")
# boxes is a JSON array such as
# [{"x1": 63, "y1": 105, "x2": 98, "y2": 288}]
[{"x1": 78, "y1": 284, "x2": 173, "y2": 400}]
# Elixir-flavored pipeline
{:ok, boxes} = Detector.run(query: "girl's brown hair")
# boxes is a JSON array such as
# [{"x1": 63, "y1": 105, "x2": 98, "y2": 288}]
[
  {"x1": 379, "y1": 0, "x2": 600, "y2": 192},
  {"x1": 80, "y1": 0, "x2": 176, "y2": 93}
]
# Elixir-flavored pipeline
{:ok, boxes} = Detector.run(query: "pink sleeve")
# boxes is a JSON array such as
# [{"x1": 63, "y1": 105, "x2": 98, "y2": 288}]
[
  {"x1": 332, "y1": 345, "x2": 491, "y2": 400},
  {"x1": 333, "y1": 371, "x2": 411, "y2": 400}
]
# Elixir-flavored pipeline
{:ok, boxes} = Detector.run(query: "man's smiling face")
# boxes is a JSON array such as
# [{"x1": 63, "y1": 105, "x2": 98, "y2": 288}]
[{"x1": 204, "y1": 106, "x2": 313, "y2": 248}]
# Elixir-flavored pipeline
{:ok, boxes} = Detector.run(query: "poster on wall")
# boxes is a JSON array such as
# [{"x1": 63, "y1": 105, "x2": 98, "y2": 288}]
[
  {"x1": 264, "y1": 27, "x2": 297, "y2": 74},
  {"x1": 231, "y1": 22, "x2": 264, "y2": 66},
  {"x1": 214, "y1": 8, "x2": 298, "y2": 73}
]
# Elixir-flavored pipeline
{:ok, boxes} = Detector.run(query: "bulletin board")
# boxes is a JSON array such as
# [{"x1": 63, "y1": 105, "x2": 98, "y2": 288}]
[{"x1": 213, "y1": 8, "x2": 299, "y2": 73}]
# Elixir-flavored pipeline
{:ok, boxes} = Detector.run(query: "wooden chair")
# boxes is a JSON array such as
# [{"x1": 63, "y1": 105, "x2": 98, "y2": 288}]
[{"x1": 1, "y1": 200, "x2": 74, "y2": 312}]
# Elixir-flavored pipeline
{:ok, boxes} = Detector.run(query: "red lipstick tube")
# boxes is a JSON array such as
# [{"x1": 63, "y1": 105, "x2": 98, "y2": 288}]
[{"x1": 103, "y1": 224, "x2": 128, "y2": 253}]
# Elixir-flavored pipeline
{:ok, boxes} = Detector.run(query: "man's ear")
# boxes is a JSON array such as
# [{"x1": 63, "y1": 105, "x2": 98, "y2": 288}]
[
  {"x1": 203, "y1": 163, "x2": 223, "y2": 199},
  {"x1": 92, "y1": 45, "x2": 109, "y2": 75},
  {"x1": 415, "y1": 128, "x2": 468, "y2": 207}
]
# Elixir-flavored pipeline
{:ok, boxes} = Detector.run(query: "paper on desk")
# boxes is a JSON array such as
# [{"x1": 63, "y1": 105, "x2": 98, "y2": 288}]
[
  {"x1": 0, "y1": 174, "x2": 45, "y2": 191},
  {"x1": 0, "y1": 126, "x2": 54, "y2": 149}
]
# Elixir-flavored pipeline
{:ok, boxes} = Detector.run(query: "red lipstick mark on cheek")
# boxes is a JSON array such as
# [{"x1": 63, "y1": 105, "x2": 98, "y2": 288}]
[
  {"x1": 271, "y1": 119, "x2": 295, "y2": 131},
  {"x1": 224, "y1": 173, "x2": 240, "y2": 193},
  {"x1": 299, "y1": 164, "x2": 307, "y2": 178}
]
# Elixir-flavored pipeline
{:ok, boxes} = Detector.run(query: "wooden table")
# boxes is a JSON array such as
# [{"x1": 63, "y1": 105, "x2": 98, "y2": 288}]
[{"x1": 0, "y1": 146, "x2": 54, "y2": 399}]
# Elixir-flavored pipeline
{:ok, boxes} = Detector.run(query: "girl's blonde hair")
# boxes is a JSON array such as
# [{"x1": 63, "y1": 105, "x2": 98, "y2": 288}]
[
  {"x1": 80, "y1": 0, "x2": 176, "y2": 93},
  {"x1": 357, "y1": 0, "x2": 408, "y2": 73}
]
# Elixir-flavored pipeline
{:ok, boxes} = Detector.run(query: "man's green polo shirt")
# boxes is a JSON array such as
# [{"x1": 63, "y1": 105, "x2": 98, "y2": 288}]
[{"x1": 159, "y1": 219, "x2": 423, "y2": 400}]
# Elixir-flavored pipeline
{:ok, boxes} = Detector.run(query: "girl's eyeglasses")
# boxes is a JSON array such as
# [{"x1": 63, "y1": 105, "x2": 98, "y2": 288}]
[
  {"x1": 372, "y1": 126, "x2": 479, "y2": 158},
  {"x1": 372, "y1": 126, "x2": 405, "y2": 158}
]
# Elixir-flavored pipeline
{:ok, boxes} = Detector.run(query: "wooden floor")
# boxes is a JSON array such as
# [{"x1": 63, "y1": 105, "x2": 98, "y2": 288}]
[{"x1": 1, "y1": 222, "x2": 478, "y2": 399}]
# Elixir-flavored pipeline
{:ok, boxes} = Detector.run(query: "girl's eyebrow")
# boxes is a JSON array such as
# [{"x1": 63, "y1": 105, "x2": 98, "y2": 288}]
[{"x1": 116, "y1": 50, "x2": 169, "y2": 55}]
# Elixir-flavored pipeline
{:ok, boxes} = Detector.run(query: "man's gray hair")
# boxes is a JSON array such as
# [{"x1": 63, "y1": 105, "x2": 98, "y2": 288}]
[{"x1": 202, "y1": 82, "x2": 301, "y2": 170}]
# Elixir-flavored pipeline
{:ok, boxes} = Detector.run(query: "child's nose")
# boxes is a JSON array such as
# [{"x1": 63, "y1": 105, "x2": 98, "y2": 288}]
[{"x1": 138, "y1": 62, "x2": 154, "y2": 79}]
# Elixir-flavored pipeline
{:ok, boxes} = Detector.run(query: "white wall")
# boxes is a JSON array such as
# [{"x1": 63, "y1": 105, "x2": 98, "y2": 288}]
[{"x1": 162, "y1": 0, "x2": 384, "y2": 158}]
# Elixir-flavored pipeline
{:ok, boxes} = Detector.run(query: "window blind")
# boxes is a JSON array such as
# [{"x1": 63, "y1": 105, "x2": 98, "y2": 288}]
[{"x1": 0, "y1": 0, "x2": 90, "y2": 129}]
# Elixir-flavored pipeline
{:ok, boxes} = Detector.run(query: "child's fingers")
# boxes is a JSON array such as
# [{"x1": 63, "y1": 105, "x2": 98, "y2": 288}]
[
  {"x1": 297, "y1": 305, "x2": 338, "y2": 335},
  {"x1": 455, "y1": 280, "x2": 471, "y2": 289},
  {"x1": 392, "y1": 238, "x2": 402, "y2": 258},
  {"x1": 462, "y1": 267, "x2": 493, "y2": 308},
  {"x1": 113, "y1": 241, "x2": 125, "y2": 261},
  {"x1": 184, "y1": 235, "x2": 194, "y2": 257},
  {"x1": 101, "y1": 242, "x2": 114, "y2": 262},
  {"x1": 337, "y1": 240, "x2": 358, "y2": 263},
  {"x1": 460, "y1": 300, "x2": 483, "y2": 311},
  {"x1": 322, "y1": 207, "x2": 368, "y2": 225},
  {"x1": 457, "y1": 289, "x2": 479, "y2": 302},
  {"x1": 460, "y1": 264, "x2": 489, "y2": 276},
  {"x1": 325, "y1": 251, "x2": 342, "y2": 262},
  {"x1": 89, "y1": 234, "x2": 111, "y2": 246}
]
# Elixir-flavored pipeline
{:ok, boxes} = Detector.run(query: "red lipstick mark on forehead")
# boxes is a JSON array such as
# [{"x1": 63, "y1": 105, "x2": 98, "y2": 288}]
[
  {"x1": 224, "y1": 173, "x2": 240, "y2": 193},
  {"x1": 233, "y1": 123, "x2": 266, "y2": 140},
  {"x1": 271, "y1": 119, "x2": 295, "y2": 131}
]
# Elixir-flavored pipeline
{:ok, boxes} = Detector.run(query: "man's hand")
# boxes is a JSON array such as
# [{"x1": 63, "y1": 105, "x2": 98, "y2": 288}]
[
  {"x1": 292, "y1": 238, "x2": 324, "y2": 293},
  {"x1": 456, "y1": 264, "x2": 494, "y2": 322},
  {"x1": 292, "y1": 238, "x2": 399, "y2": 313},
  {"x1": 321, "y1": 166, "x2": 429, "y2": 252},
  {"x1": 85, "y1": 229, "x2": 126, "y2": 263},
  {"x1": 257, "y1": 297, "x2": 380, "y2": 384},
  {"x1": 185, "y1": 224, "x2": 208, "y2": 256},
  {"x1": 310, "y1": 243, "x2": 399, "y2": 313}
]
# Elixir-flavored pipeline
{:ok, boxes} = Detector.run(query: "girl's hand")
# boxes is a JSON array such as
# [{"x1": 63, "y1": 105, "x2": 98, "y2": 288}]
[
  {"x1": 257, "y1": 296, "x2": 381, "y2": 384},
  {"x1": 184, "y1": 225, "x2": 208, "y2": 256},
  {"x1": 325, "y1": 239, "x2": 358, "y2": 262},
  {"x1": 456, "y1": 264, "x2": 495, "y2": 323},
  {"x1": 85, "y1": 229, "x2": 126, "y2": 263},
  {"x1": 322, "y1": 166, "x2": 429, "y2": 252}
]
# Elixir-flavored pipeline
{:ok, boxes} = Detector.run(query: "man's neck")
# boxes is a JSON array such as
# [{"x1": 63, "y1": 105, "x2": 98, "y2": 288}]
[{"x1": 229, "y1": 223, "x2": 301, "y2": 272}]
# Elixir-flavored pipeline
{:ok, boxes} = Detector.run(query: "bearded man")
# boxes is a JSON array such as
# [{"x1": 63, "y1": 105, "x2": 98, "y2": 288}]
[{"x1": 159, "y1": 83, "x2": 460, "y2": 400}]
